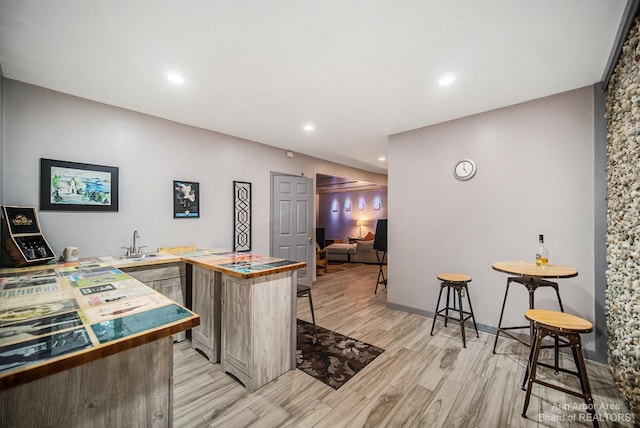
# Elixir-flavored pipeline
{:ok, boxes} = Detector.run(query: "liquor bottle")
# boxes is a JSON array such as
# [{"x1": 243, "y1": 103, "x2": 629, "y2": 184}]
[{"x1": 535, "y1": 234, "x2": 548, "y2": 267}]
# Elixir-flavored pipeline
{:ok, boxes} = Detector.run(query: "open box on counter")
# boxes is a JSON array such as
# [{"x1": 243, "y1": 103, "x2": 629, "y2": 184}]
[{"x1": 1, "y1": 206, "x2": 56, "y2": 267}]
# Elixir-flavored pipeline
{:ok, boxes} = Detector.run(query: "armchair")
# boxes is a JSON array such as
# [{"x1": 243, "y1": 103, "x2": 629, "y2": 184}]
[{"x1": 352, "y1": 239, "x2": 385, "y2": 264}]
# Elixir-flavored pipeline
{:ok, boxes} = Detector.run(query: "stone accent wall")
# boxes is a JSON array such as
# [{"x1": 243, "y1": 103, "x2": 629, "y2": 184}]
[{"x1": 605, "y1": 15, "x2": 640, "y2": 419}]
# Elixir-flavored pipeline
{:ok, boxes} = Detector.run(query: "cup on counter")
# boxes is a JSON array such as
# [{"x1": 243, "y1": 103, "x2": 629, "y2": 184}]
[{"x1": 63, "y1": 246, "x2": 79, "y2": 262}]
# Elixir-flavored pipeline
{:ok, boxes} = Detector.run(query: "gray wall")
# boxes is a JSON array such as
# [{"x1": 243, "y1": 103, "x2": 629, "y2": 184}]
[
  {"x1": 388, "y1": 86, "x2": 601, "y2": 357},
  {"x1": 1, "y1": 79, "x2": 386, "y2": 259}
]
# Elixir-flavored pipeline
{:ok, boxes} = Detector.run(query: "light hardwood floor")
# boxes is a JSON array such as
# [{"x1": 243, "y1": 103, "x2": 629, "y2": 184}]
[{"x1": 173, "y1": 264, "x2": 634, "y2": 427}]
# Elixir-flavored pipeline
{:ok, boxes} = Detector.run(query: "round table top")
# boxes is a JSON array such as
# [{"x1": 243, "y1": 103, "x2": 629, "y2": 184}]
[
  {"x1": 492, "y1": 261, "x2": 578, "y2": 278},
  {"x1": 525, "y1": 309, "x2": 592, "y2": 333},
  {"x1": 437, "y1": 273, "x2": 471, "y2": 283}
]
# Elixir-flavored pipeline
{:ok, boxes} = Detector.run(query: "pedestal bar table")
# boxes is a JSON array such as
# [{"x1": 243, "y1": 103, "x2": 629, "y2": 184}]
[{"x1": 491, "y1": 261, "x2": 578, "y2": 352}]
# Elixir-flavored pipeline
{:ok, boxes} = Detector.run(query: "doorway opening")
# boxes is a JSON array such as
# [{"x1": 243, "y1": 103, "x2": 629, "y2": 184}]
[{"x1": 315, "y1": 174, "x2": 387, "y2": 249}]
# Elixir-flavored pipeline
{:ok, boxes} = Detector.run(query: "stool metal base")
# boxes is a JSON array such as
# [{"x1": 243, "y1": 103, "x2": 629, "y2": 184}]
[
  {"x1": 521, "y1": 324, "x2": 599, "y2": 427},
  {"x1": 430, "y1": 280, "x2": 479, "y2": 348},
  {"x1": 297, "y1": 284, "x2": 318, "y2": 343},
  {"x1": 374, "y1": 251, "x2": 387, "y2": 294}
]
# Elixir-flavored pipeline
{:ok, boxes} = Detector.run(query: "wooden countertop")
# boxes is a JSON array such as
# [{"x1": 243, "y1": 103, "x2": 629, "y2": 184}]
[
  {"x1": 180, "y1": 250, "x2": 307, "y2": 279},
  {"x1": 492, "y1": 261, "x2": 578, "y2": 278},
  {"x1": 0, "y1": 259, "x2": 200, "y2": 390},
  {"x1": 101, "y1": 249, "x2": 307, "y2": 279}
]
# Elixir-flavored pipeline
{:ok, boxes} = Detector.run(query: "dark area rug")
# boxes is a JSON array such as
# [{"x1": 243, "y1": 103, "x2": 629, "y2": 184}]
[{"x1": 296, "y1": 319, "x2": 384, "y2": 390}]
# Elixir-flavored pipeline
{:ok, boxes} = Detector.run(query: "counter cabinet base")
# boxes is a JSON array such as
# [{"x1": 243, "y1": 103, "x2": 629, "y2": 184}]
[
  {"x1": 122, "y1": 262, "x2": 188, "y2": 343},
  {"x1": 0, "y1": 337, "x2": 174, "y2": 428},
  {"x1": 220, "y1": 271, "x2": 293, "y2": 393},
  {"x1": 190, "y1": 266, "x2": 221, "y2": 363}
]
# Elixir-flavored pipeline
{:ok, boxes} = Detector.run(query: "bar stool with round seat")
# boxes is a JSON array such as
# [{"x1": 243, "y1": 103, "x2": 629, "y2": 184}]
[
  {"x1": 521, "y1": 309, "x2": 598, "y2": 427},
  {"x1": 430, "y1": 273, "x2": 479, "y2": 348}
]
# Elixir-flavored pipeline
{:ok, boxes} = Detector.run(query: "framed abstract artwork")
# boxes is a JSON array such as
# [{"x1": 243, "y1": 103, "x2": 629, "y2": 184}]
[
  {"x1": 173, "y1": 180, "x2": 199, "y2": 218},
  {"x1": 40, "y1": 158, "x2": 119, "y2": 211},
  {"x1": 233, "y1": 181, "x2": 252, "y2": 252}
]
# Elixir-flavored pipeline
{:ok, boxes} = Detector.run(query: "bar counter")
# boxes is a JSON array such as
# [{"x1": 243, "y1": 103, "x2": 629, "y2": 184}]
[
  {"x1": 0, "y1": 258, "x2": 200, "y2": 427},
  {"x1": 0, "y1": 249, "x2": 306, "y2": 427},
  {"x1": 0, "y1": 259, "x2": 200, "y2": 389},
  {"x1": 102, "y1": 249, "x2": 307, "y2": 392},
  {"x1": 177, "y1": 249, "x2": 306, "y2": 391}
]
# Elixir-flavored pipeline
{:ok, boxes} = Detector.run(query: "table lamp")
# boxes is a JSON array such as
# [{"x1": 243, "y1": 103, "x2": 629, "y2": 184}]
[{"x1": 357, "y1": 219, "x2": 367, "y2": 238}]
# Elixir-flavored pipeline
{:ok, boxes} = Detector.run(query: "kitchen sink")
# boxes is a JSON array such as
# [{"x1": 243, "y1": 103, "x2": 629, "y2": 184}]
[{"x1": 115, "y1": 253, "x2": 159, "y2": 260}]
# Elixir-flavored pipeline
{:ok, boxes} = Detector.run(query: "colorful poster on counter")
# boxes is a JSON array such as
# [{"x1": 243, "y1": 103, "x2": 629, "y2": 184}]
[
  {"x1": 77, "y1": 278, "x2": 145, "y2": 295},
  {"x1": 81, "y1": 286, "x2": 152, "y2": 306},
  {"x1": 0, "y1": 298, "x2": 79, "y2": 326},
  {"x1": 0, "y1": 311, "x2": 83, "y2": 346},
  {"x1": 91, "y1": 304, "x2": 192, "y2": 344},
  {"x1": 0, "y1": 282, "x2": 61, "y2": 298},
  {"x1": 0, "y1": 271, "x2": 57, "y2": 286},
  {"x1": 55, "y1": 261, "x2": 110, "y2": 273},
  {"x1": 0, "y1": 265, "x2": 57, "y2": 275},
  {"x1": 219, "y1": 258, "x2": 299, "y2": 273},
  {"x1": 64, "y1": 268, "x2": 130, "y2": 288},
  {"x1": 0, "y1": 270, "x2": 60, "y2": 298},
  {"x1": 81, "y1": 293, "x2": 172, "y2": 324},
  {"x1": 0, "y1": 327, "x2": 92, "y2": 374}
]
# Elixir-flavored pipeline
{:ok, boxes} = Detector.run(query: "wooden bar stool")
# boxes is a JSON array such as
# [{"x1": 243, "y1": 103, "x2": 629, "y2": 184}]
[
  {"x1": 521, "y1": 309, "x2": 598, "y2": 427},
  {"x1": 430, "y1": 273, "x2": 479, "y2": 348}
]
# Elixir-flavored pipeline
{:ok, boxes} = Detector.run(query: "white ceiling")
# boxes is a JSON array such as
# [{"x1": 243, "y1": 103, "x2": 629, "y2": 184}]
[{"x1": 0, "y1": 1, "x2": 628, "y2": 174}]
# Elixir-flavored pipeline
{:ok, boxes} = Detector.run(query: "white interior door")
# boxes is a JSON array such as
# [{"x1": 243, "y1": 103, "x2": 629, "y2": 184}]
[{"x1": 271, "y1": 174, "x2": 313, "y2": 286}]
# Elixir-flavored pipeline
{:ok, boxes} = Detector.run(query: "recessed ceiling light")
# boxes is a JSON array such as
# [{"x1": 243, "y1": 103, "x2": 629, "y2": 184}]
[
  {"x1": 378, "y1": 156, "x2": 386, "y2": 161},
  {"x1": 167, "y1": 73, "x2": 185, "y2": 84},
  {"x1": 438, "y1": 73, "x2": 456, "y2": 86},
  {"x1": 303, "y1": 124, "x2": 315, "y2": 132}
]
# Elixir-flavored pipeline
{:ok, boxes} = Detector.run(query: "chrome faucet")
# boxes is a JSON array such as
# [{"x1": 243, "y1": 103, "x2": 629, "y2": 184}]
[
  {"x1": 121, "y1": 230, "x2": 145, "y2": 256},
  {"x1": 132, "y1": 230, "x2": 140, "y2": 254}
]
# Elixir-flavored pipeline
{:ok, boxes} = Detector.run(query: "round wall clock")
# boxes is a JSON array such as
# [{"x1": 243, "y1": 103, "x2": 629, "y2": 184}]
[{"x1": 454, "y1": 159, "x2": 477, "y2": 180}]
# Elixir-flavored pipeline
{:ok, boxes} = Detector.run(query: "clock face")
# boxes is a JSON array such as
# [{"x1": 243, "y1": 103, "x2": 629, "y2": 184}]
[{"x1": 454, "y1": 159, "x2": 476, "y2": 180}]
